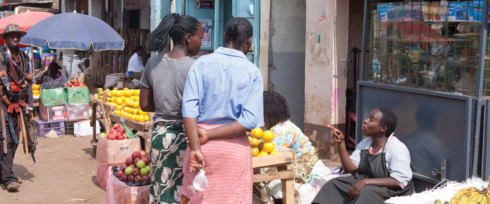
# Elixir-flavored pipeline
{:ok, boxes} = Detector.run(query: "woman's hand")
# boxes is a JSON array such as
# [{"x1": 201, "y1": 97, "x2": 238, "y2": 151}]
[
  {"x1": 348, "y1": 180, "x2": 366, "y2": 199},
  {"x1": 185, "y1": 126, "x2": 209, "y2": 145},
  {"x1": 327, "y1": 125, "x2": 344, "y2": 144},
  {"x1": 189, "y1": 150, "x2": 205, "y2": 172}
]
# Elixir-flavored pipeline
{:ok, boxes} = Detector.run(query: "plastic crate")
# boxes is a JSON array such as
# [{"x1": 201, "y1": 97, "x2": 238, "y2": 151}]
[
  {"x1": 33, "y1": 119, "x2": 65, "y2": 138},
  {"x1": 65, "y1": 121, "x2": 76, "y2": 135}
]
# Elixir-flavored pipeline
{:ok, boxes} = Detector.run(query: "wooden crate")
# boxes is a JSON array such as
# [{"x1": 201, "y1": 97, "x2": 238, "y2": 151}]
[{"x1": 253, "y1": 150, "x2": 295, "y2": 204}]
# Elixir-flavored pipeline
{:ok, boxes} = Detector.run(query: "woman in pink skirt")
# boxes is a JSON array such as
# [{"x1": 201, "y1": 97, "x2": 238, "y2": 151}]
[{"x1": 181, "y1": 17, "x2": 263, "y2": 204}]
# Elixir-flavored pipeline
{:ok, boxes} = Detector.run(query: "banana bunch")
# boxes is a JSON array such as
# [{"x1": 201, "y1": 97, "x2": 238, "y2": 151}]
[{"x1": 449, "y1": 187, "x2": 489, "y2": 204}]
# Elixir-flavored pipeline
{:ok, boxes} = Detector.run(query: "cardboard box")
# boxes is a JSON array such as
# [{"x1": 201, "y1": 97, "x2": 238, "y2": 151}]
[
  {"x1": 39, "y1": 103, "x2": 67, "y2": 122},
  {"x1": 67, "y1": 103, "x2": 90, "y2": 121},
  {"x1": 74, "y1": 120, "x2": 100, "y2": 137}
]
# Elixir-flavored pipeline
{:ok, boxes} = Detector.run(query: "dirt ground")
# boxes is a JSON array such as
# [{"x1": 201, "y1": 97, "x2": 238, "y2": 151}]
[{"x1": 0, "y1": 135, "x2": 105, "y2": 203}]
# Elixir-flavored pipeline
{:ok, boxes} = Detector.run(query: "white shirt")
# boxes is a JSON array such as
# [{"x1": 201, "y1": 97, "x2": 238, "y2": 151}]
[
  {"x1": 349, "y1": 135, "x2": 412, "y2": 188},
  {"x1": 127, "y1": 53, "x2": 144, "y2": 72}
]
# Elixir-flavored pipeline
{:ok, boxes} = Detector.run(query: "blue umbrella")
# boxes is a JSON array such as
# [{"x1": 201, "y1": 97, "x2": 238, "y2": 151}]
[{"x1": 21, "y1": 12, "x2": 124, "y2": 51}]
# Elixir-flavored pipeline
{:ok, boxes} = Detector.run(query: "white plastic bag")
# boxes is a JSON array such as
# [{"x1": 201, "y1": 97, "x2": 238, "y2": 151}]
[
  {"x1": 192, "y1": 169, "x2": 208, "y2": 191},
  {"x1": 306, "y1": 160, "x2": 332, "y2": 184}
]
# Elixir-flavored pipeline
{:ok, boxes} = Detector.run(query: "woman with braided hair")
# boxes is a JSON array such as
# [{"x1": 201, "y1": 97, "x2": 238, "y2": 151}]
[
  {"x1": 139, "y1": 13, "x2": 203, "y2": 203},
  {"x1": 263, "y1": 91, "x2": 314, "y2": 158}
]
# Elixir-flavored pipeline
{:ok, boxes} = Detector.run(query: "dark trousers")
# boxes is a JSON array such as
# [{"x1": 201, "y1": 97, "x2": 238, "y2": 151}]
[{"x1": 0, "y1": 111, "x2": 19, "y2": 186}]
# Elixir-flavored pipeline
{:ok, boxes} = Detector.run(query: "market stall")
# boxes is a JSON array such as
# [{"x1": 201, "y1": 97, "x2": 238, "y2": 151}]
[{"x1": 358, "y1": 0, "x2": 490, "y2": 187}]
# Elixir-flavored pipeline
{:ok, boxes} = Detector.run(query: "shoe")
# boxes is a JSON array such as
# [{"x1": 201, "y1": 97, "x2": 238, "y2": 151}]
[{"x1": 6, "y1": 182, "x2": 19, "y2": 192}]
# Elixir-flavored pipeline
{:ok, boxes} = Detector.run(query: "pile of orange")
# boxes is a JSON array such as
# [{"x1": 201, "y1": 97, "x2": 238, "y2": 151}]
[
  {"x1": 32, "y1": 84, "x2": 40, "y2": 97},
  {"x1": 249, "y1": 128, "x2": 279, "y2": 157},
  {"x1": 103, "y1": 88, "x2": 150, "y2": 122}
]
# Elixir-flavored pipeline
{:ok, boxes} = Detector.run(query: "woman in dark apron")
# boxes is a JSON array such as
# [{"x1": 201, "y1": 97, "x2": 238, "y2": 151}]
[{"x1": 313, "y1": 108, "x2": 414, "y2": 204}]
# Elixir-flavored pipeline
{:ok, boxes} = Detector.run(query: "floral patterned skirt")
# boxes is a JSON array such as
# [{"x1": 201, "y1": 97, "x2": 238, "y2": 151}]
[{"x1": 150, "y1": 122, "x2": 187, "y2": 204}]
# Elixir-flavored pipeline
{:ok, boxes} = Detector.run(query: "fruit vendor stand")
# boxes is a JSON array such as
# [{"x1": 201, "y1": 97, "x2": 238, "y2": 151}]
[{"x1": 358, "y1": 0, "x2": 490, "y2": 189}]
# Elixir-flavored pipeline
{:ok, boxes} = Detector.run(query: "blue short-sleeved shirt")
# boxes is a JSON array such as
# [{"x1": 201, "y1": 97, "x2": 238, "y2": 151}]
[{"x1": 182, "y1": 47, "x2": 264, "y2": 129}]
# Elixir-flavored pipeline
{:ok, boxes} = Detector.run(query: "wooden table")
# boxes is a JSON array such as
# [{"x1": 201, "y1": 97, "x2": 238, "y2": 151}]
[{"x1": 253, "y1": 151, "x2": 296, "y2": 204}]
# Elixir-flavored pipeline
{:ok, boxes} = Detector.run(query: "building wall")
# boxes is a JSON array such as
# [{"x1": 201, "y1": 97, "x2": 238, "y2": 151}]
[
  {"x1": 304, "y1": 0, "x2": 349, "y2": 160},
  {"x1": 268, "y1": 0, "x2": 306, "y2": 129}
]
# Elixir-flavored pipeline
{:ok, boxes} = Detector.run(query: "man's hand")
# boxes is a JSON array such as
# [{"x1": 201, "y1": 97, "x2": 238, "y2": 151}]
[
  {"x1": 185, "y1": 126, "x2": 209, "y2": 145},
  {"x1": 189, "y1": 150, "x2": 205, "y2": 172},
  {"x1": 328, "y1": 125, "x2": 345, "y2": 144},
  {"x1": 348, "y1": 180, "x2": 366, "y2": 199}
]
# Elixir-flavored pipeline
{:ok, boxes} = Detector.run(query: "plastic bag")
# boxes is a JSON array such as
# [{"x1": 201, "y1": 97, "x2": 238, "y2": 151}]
[
  {"x1": 104, "y1": 73, "x2": 124, "y2": 89},
  {"x1": 96, "y1": 137, "x2": 141, "y2": 165},
  {"x1": 104, "y1": 168, "x2": 150, "y2": 204},
  {"x1": 192, "y1": 169, "x2": 208, "y2": 191},
  {"x1": 66, "y1": 87, "x2": 89, "y2": 104},
  {"x1": 306, "y1": 160, "x2": 332, "y2": 184},
  {"x1": 41, "y1": 88, "x2": 66, "y2": 107}
]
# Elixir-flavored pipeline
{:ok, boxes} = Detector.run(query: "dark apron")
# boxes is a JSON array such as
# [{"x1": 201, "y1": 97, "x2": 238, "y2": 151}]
[{"x1": 312, "y1": 137, "x2": 414, "y2": 204}]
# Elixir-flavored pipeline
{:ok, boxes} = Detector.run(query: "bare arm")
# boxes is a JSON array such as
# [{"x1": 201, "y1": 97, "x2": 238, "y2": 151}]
[
  {"x1": 139, "y1": 87, "x2": 155, "y2": 112},
  {"x1": 183, "y1": 117, "x2": 205, "y2": 172},
  {"x1": 348, "y1": 177, "x2": 402, "y2": 199},
  {"x1": 205, "y1": 121, "x2": 248, "y2": 140},
  {"x1": 328, "y1": 125, "x2": 358, "y2": 173}
]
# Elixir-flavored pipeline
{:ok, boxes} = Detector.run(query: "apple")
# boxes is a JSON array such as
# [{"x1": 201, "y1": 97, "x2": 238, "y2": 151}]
[
  {"x1": 125, "y1": 166, "x2": 133, "y2": 176},
  {"x1": 123, "y1": 133, "x2": 128, "y2": 139},
  {"x1": 117, "y1": 135, "x2": 124, "y2": 140},
  {"x1": 141, "y1": 175, "x2": 150, "y2": 183},
  {"x1": 132, "y1": 167, "x2": 140, "y2": 176},
  {"x1": 125, "y1": 157, "x2": 133, "y2": 165},
  {"x1": 132, "y1": 151, "x2": 141, "y2": 159},
  {"x1": 134, "y1": 158, "x2": 140, "y2": 165},
  {"x1": 127, "y1": 175, "x2": 135, "y2": 182},
  {"x1": 145, "y1": 166, "x2": 151, "y2": 172},
  {"x1": 117, "y1": 170, "x2": 124, "y2": 177},
  {"x1": 139, "y1": 150, "x2": 146, "y2": 157},
  {"x1": 120, "y1": 174, "x2": 128, "y2": 181},
  {"x1": 141, "y1": 157, "x2": 149, "y2": 166},
  {"x1": 135, "y1": 175, "x2": 142, "y2": 182},
  {"x1": 146, "y1": 155, "x2": 151, "y2": 162},
  {"x1": 136, "y1": 160, "x2": 146, "y2": 169},
  {"x1": 100, "y1": 133, "x2": 106, "y2": 138},
  {"x1": 121, "y1": 164, "x2": 128, "y2": 171},
  {"x1": 139, "y1": 167, "x2": 149, "y2": 176},
  {"x1": 129, "y1": 164, "x2": 135, "y2": 169},
  {"x1": 113, "y1": 123, "x2": 121, "y2": 129}
]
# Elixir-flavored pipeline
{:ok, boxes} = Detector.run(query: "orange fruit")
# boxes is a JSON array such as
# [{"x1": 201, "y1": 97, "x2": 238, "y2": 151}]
[
  {"x1": 144, "y1": 114, "x2": 150, "y2": 122},
  {"x1": 115, "y1": 98, "x2": 123, "y2": 105},
  {"x1": 114, "y1": 110, "x2": 121, "y2": 115},
  {"x1": 137, "y1": 115, "x2": 144, "y2": 122},
  {"x1": 249, "y1": 138, "x2": 259, "y2": 148},
  {"x1": 262, "y1": 130, "x2": 274, "y2": 143},
  {"x1": 251, "y1": 128, "x2": 263, "y2": 139},
  {"x1": 124, "y1": 107, "x2": 130, "y2": 112},
  {"x1": 259, "y1": 151, "x2": 268, "y2": 156},
  {"x1": 270, "y1": 151, "x2": 280, "y2": 155},
  {"x1": 133, "y1": 101, "x2": 139, "y2": 108},
  {"x1": 262, "y1": 142, "x2": 275, "y2": 153},
  {"x1": 116, "y1": 90, "x2": 123, "y2": 97},
  {"x1": 116, "y1": 105, "x2": 122, "y2": 111},
  {"x1": 251, "y1": 148, "x2": 260, "y2": 157},
  {"x1": 132, "y1": 108, "x2": 138, "y2": 115},
  {"x1": 124, "y1": 90, "x2": 131, "y2": 97},
  {"x1": 138, "y1": 109, "x2": 144, "y2": 115}
]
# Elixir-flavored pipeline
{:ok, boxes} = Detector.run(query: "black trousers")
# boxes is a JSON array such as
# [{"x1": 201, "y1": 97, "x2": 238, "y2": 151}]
[{"x1": 0, "y1": 110, "x2": 19, "y2": 186}]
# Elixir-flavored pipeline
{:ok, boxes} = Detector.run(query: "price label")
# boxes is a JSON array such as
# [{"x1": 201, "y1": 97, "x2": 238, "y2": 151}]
[{"x1": 120, "y1": 117, "x2": 125, "y2": 123}]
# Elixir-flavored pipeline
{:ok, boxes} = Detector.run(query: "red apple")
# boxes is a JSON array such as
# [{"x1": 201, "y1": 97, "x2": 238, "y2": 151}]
[
  {"x1": 141, "y1": 157, "x2": 149, "y2": 166},
  {"x1": 146, "y1": 155, "x2": 151, "y2": 162},
  {"x1": 123, "y1": 133, "x2": 128, "y2": 139},
  {"x1": 139, "y1": 150, "x2": 146, "y2": 157},
  {"x1": 132, "y1": 168, "x2": 140, "y2": 176},
  {"x1": 113, "y1": 124, "x2": 121, "y2": 129},
  {"x1": 127, "y1": 175, "x2": 135, "y2": 182},
  {"x1": 125, "y1": 157, "x2": 133, "y2": 165},
  {"x1": 120, "y1": 174, "x2": 127, "y2": 181},
  {"x1": 134, "y1": 158, "x2": 140, "y2": 164},
  {"x1": 132, "y1": 151, "x2": 141, "y2": 159},
  {"x1": 117, "y1": 170, "x2": 123, "y2": 177},
  {"x1": 117, "y1": 135, "x2": 124, "y2": 140},
  {"x1": 129, "y1": 164, "x2": 135, "y2": 169},
  {"x1": 121, "y1": 164, "x2": 128, "y2": 171},
  {"x1": 135, "y1": 175, "x2": 142, "y2": 182},
  {"x1": 141, "y1": 175, "x2": 150, "y2": 183}
]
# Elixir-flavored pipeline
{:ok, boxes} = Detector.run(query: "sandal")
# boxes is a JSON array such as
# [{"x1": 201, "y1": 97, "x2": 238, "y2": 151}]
[
  {"x1": 17, "y1": 178, "x2": 23, "y2": 184},
  {"x1": 6, "y1": 182, "x2": 19, "y2": 192}
]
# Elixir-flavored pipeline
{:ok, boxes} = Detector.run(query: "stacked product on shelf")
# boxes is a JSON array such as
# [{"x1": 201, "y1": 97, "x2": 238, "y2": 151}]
[{"x1": 34, "y1": 79, "x2": 95, "y2": 137}]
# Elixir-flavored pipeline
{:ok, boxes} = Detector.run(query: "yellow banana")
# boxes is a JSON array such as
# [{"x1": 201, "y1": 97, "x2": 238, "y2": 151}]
[
  {"x1": 451, "y1": 198, "x2": 458, "y2": 204},
  {"x1": 486, "y1": 191, "x2": 490, "y2": 203},
  {"x1": 454, "y1": 187, "x2": 479, "y2": 201}
]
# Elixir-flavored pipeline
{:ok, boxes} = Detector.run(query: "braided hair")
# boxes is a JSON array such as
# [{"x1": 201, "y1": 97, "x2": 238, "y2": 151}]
[
  {"x1": 146, "y1": 13, "x2": 200, "y2": 52},
  {"x1": 263, "y1": 91, "x2": 291, "y2": 129},
  {"x1": 224, "y1": 17, "x2": 253, "y2": 50}
]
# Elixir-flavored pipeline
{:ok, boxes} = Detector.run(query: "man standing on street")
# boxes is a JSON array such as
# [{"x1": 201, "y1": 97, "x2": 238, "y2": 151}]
[{"x1": 0, "y1": 24, "x2": 35, "y2": 192}]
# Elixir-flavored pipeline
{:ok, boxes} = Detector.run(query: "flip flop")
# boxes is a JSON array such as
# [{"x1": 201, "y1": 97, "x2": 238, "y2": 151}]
[
  {"x1": 7, "y1": 182, "x2": 20, "y2": 192},
  {"x1": 17, "y1": 178, "x2": 23, "y2": 184}
]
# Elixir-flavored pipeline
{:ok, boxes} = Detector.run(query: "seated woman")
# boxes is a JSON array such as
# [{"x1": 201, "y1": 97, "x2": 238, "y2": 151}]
[
  {"x1": 38, "y1": 62, "x2": 67, "y2": 85},
  {"x1": 312, "y1": 108, "x2": 414, "y2": 204},
  {"x1": 263, "y1": 91, "x2": 314, "y2": 157}
]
